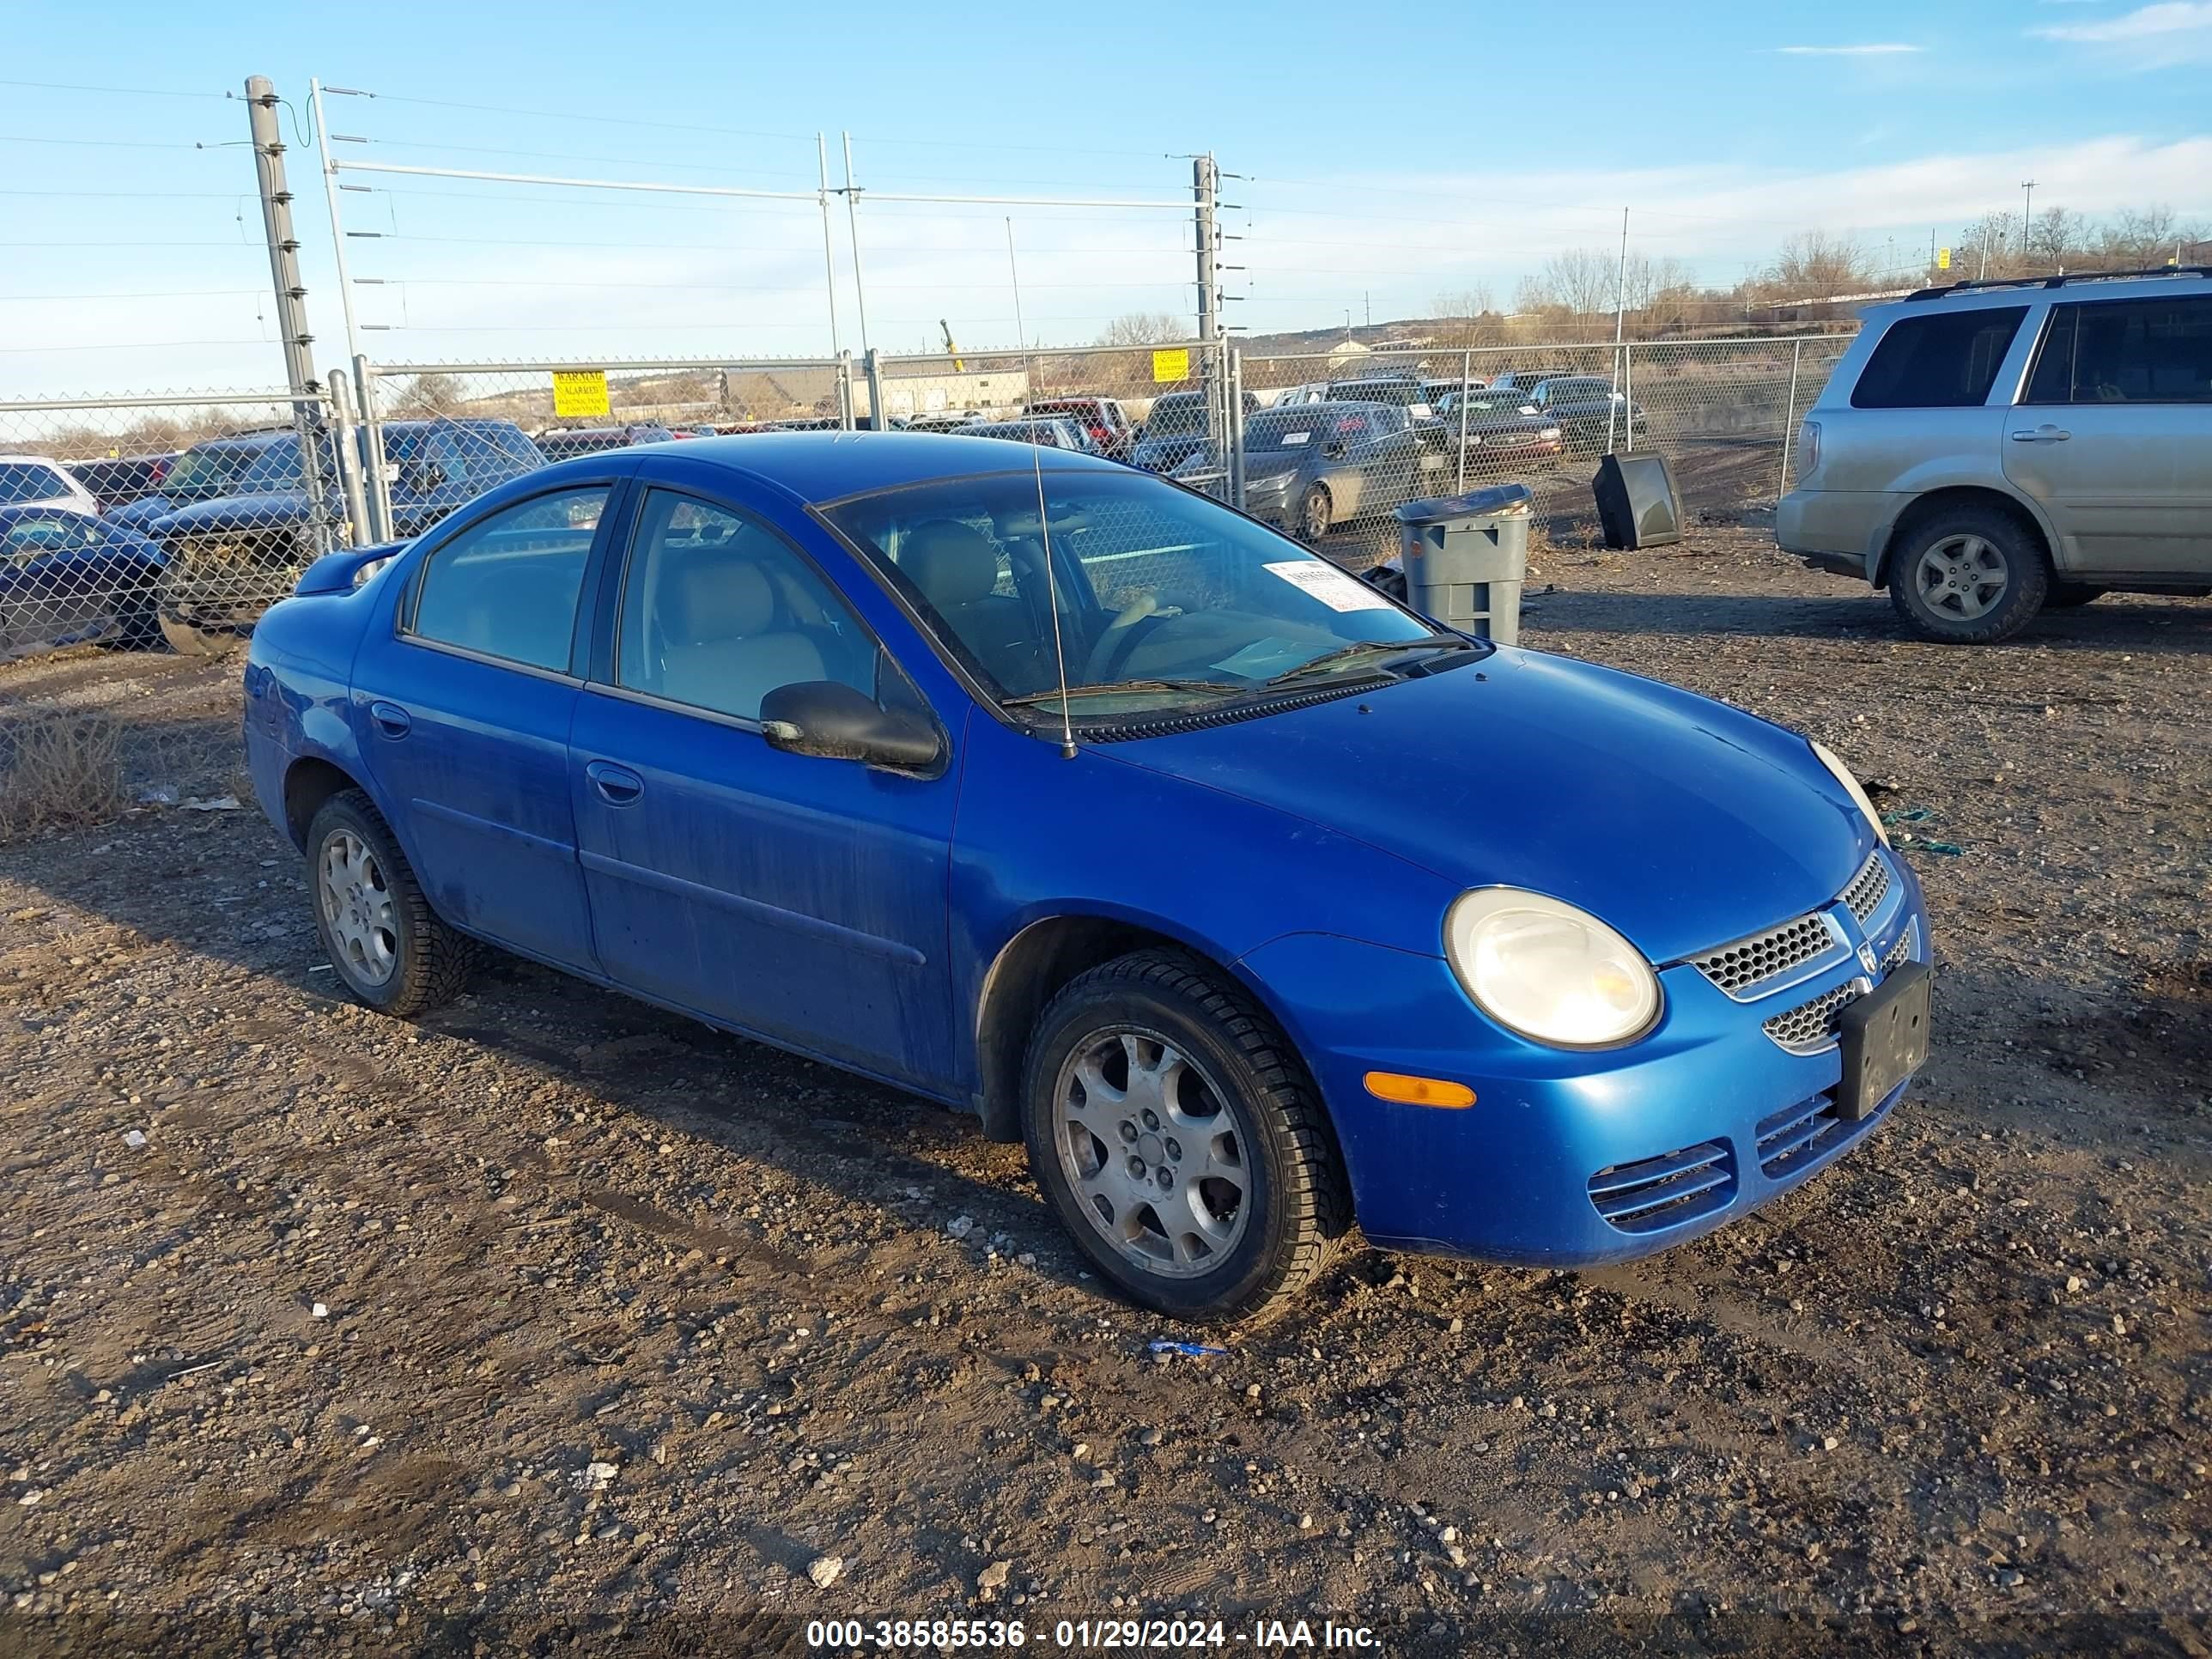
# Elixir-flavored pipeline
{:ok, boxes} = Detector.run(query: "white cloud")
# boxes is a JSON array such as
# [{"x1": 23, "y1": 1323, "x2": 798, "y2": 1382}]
[
  {"x1": 1775, "y1": 43, "x2": 1924, "y2": 55},
  {"x1": 2032, "y1": 0, "x2": 2212, "y2": 60}
]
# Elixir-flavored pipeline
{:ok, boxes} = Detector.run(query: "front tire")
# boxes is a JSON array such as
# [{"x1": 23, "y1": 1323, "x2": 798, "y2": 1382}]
[
  {"x1": 1887, "y1": 506, "x2": 2049, "y2": 644},
  {"x1": 306, "y1": 789, "x2": 475, "y2": 1017},
  {"x1": 1020, "y1": 950, "x2": 1347, "y2": 1325}
]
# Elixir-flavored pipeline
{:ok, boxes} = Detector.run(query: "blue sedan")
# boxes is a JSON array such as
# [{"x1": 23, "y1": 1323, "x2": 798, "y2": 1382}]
[
  {"x1": 242, "y1": 434, "x2": 1931, "y2": 1322},
  {"x1": 0, "y1": 506, "x2": 167, "y2": 658}
]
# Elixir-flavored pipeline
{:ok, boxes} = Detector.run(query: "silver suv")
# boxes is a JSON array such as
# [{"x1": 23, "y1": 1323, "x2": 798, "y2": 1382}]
[{"x1": 1778, "y1": 267, "x2": 2212, "y2": 643}]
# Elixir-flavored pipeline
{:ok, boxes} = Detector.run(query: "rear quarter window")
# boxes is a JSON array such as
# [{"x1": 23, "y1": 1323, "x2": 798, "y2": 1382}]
[{"x1": 1850, "y1": 307, "x2": 2028, "y2": 409}]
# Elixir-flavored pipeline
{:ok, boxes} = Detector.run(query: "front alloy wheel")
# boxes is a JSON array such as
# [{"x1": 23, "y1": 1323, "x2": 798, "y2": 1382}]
[
  {"x1": 1297, "y1": 483, "x2": 1333, "y2": 543},
  {"x1": 1021, "y1": 949, "x2": 1347, "y2": 1324},
  {"x1": 1887, "y1": 506, "x2": 2048, "y2": 644}
]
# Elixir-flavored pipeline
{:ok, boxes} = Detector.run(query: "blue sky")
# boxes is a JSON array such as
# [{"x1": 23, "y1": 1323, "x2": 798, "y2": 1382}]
[{"x1": 6, "y1": 0, "x2": 2211, "y2": 393}]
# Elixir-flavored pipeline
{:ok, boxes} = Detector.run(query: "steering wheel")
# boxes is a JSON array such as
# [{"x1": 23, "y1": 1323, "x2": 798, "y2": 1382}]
[{"x1": 1082, "y1": 594, "x2": 1176, "y2": 682}]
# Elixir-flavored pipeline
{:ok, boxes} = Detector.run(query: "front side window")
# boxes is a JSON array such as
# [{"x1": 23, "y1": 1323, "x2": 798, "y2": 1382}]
[
  {"x1": 408, "y1": 487, "x2": 605, "y2": 672},
  {"x1": 615, "y1": 490, "x2": 875, "y2": 722},
  {"x1": 823, "y1": 468, "x2": 1456, "y2": 721},
  {"x1": 1850, "y1": 307, "x2": 2027, "y2": 409},
  {"x1": 2025, "y1": 296, "x2": 2212, "y2": 404},
  {"x1": 0, "y1": 463, "x2": 72, "y2": 506}
]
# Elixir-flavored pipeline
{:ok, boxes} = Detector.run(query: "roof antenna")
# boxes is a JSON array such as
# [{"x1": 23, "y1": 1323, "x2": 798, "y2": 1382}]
[{"x1": 1031, "y1": 442, "x2": 1078, "y2": 759}]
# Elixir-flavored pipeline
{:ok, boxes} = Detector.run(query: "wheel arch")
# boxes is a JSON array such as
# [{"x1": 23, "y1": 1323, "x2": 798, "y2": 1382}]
[
  {"x1": 970, "y1": 913, "x2": 1334, "y2": 1157},
  {"x1": 282, "y1": 755, "x2": 366, "y2": 851},
  {"x1": 1874, "y1": 485, "x2": 2056, "y2": 590}
]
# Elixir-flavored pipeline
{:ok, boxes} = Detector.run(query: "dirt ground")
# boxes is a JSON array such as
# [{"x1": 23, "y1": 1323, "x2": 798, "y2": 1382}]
[{"x1": 2, "y1": 512, "x2": 2209, "y2": 1657}]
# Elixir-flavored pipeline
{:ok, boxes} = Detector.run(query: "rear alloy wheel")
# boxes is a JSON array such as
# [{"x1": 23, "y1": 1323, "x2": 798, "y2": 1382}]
[
  {"x1": 1022, "y1": 950, "x2": 1346, "y2": 1324},
  {"x1": 307, "y1": 789, "x2": 475, "y2": 1017},
  {"x1": 1297, "y1": 483, "x2": 1333, "y2": 544},
  {"x1": 1887, "y1": 507, "x2": 2049, "y2": 644}
]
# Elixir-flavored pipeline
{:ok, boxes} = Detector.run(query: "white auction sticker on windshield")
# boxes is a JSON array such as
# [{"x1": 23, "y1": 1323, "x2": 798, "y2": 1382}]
[{"x1": 1263, "y1": 560, "x2": 1394, "y2": 611}]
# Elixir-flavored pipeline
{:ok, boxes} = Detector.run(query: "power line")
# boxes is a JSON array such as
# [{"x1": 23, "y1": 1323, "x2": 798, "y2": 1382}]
[{"x1": 0, "y1": 76, "x2": 228, "y2": 100}]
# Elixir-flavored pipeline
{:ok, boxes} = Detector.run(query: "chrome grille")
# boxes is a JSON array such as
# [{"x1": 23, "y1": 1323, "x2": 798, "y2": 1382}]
[
  {"x1": 1881, "y1": 925, "x2": 1915, "y2": 973},
  {"x1": 1841, "y1": 852, "x2": 1891, "y2": 926},
  {"x1": 1691, "y1": 913, "x2": 1838, "y2": 998},
  {"x1": 1762, "y1": 981, "x2": 1860, "y2": 1054},
  {"x1": 1587, "y1": 1141, "x2": 1735, "y2": 1235}
]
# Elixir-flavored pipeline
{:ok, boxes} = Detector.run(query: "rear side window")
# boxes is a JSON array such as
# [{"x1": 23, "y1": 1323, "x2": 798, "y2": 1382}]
[
  {"x1": 409, "y1": 487, "x2": 606, "y2": 672},
  {"x1": 1850, "y1": 307, "x2": 2027, "y2": 409},
  {"x1": 2025, "y1": 296, "x2": 2212, "y2": 404}
]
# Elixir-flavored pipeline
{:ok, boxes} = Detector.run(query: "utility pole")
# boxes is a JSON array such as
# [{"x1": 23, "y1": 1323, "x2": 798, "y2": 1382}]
[
  {"x1": 246, "y1": 75, "x2": 336, "y2": 552},
  {"x1": 1607, "y1": 207, "x2": 1629, "y2": 454},
  {"x1": 2021, "y1": 179, "x2": 2037, "y2": 256},
  {"x1": 1193, "y1": 153, "x2": 1222, "y2": 465},
  {"x1": 1006, "y1": 217, "x2": 1026, "y2": 349},
  {"x1": 842, "y1": 132, "x2": 872, "y2": 356},
  {"x1": 1364, "y1": 291, "x2": 1370, "y2": 327}
]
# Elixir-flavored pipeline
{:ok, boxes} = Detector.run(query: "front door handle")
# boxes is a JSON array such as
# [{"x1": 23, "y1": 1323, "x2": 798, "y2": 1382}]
[
  {"x1": 368, "y1": 700, "x2": 411, "y2": 738},
  {"x1": 2009, "y1": 425, "x2": 2071, "y2": 442},
  {"x1": 584, "y1": 760, "x2": 644, "y2": 806}
]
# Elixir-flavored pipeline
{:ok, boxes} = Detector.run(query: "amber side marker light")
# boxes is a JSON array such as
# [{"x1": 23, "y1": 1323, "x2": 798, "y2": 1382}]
[{"x1": 1364, "y1": 1072, "x2": 1476, "y2": 1109}]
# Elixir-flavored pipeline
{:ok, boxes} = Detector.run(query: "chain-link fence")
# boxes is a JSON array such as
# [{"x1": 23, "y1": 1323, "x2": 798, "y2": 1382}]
[
  {"x1": 0, "y1": 389, "x2": 343, "y2": 665},
  {"x1": 1237, "y1": 336, "x2": 1850, "y2": 566}
]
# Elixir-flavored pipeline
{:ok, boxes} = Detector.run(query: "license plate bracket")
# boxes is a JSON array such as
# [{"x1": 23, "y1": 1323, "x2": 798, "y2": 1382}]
[{"x1": 1837, "y1": 961, "x2": 1932, "y2": 1121}]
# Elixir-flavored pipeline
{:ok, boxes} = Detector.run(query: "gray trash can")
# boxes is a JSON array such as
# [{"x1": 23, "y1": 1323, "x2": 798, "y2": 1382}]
[{"x1": 1391, "y1": 483, "x2": 1533, "y2": 644}]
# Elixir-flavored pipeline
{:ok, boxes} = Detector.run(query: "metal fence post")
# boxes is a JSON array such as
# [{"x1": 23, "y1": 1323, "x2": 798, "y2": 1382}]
[
  {"x1": 1225, "y1": 346, "x2": 1247, "y2": 511},
  {"x1": 326, "y1": 368, "x2": 372, "y2": 549},
  {"x1": 1455, "y1": 349, "x2": 1471, "y2": 492},
  {"x1": 354, "y1": 352, "x2": 394, "y2": 542},
  {"x1": 1778, "y1": 338, "x2": 1804, "y2": 504},
  {"x1": 1623, "y1": 340, "x2": 1637, "y2": 453},
  {"x1": 863, "y1": 348, "x2": 886, "y2": 434},
  {"x1": 836, "y1": 351, "x2": 856, "y2": 431},
  {"x1": 245, "y1": 74, "x2": 337, "y2": 556}
]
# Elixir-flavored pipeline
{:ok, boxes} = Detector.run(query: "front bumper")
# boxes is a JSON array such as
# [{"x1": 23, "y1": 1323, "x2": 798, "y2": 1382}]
[{"x1": 1238, "y1": 851, "x2": 1929, "y2": 1266}]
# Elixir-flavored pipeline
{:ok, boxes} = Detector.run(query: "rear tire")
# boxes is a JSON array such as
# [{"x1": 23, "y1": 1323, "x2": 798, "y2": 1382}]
[
  {"x1": 1887, "y1": 505, "x2": 2049, "y2": 644},
  {"x1": 1297, "y1": 483, "x2": 1333, "y2": 544},
  {"x1": 306, "y1": 789, "x2": 475, "y2": 1017},
  {"x1": 1021, "y1": 949, "x2": 1348, "y2": 1326}
]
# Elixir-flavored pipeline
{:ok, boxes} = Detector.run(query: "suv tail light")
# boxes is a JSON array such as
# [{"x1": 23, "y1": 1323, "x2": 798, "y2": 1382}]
[{"x1": 1797, "y1": 420, "x2": 1820, "y2": 477}]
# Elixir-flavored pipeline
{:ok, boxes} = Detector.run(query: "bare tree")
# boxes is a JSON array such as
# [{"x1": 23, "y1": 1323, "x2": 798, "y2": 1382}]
[
  {"x1": 1514, "y1": 249, "x2": 1619, "y2": 320},
  {"x1": 1765, "y1": 232, "x2": 1873, "y2": 301},
  {"x1": 1431, "y1": 283, "x2": 1496, "y2": 319},
  {"x1": 1095, "y1": 313, "x2": 1185, "y2": 347}
]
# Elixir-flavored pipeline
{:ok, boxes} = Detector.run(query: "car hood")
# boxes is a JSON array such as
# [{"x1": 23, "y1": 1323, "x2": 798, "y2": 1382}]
[
  {"x1": 148, "y1": 492, "x2": 309, "y2": 535},
  {"x1": 1106, "y1": 647, "x2": 1870, "y2": 963}
]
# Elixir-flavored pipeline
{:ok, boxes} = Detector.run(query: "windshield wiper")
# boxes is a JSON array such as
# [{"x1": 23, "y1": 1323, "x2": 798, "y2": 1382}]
[
  {"x1": 1002, "y1": 678, "x2": 1246, "y2": 708},
  {"x1": 1261, "y1": 633, "x2": 1472, "y2": 688}
]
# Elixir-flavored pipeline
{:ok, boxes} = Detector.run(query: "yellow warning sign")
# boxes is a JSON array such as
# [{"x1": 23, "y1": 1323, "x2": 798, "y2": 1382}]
[
  {"x1": 1151, "y1": 348, "x2": 1191, "y2": 384},
  {"x1": 1936, "y1": 247, "x2": 1952, "y2": 271},
  {"x1": 551, "y1": 369, "x2": 611, "y2": 420}
]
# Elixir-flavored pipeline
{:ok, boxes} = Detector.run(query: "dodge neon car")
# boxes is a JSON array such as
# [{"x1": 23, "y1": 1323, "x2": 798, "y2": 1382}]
[{"x1": 243, "y1": 434, "x2": 1931, "y2": 1322}]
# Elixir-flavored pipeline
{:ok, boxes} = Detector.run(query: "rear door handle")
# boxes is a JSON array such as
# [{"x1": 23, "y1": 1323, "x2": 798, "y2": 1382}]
[
  {"x1": 584, "y1": 760, "x2": 644, "y2": 806},
  {"x1": 2009, "y1": 426, "x2": 2071, "y2": 442},
  {"x1": 368, "y1": 701, "x2": 411, "y2": 738}
]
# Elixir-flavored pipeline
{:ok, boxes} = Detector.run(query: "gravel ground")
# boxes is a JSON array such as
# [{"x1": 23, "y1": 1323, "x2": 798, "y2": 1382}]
[{"x1": 1, "y1": 526, "x2": 2208, "y2": 1657}]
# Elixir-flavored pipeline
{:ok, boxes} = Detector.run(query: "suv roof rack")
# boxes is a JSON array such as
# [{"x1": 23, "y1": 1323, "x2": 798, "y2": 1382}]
[{"x1": 1905, "y1": 265, "x2": 2212, "y2": 301}]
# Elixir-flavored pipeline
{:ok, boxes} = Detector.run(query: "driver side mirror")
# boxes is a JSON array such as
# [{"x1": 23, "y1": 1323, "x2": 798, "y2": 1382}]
[{"x1": 759, "y1": 680, "x2": 942, "y2": 772}]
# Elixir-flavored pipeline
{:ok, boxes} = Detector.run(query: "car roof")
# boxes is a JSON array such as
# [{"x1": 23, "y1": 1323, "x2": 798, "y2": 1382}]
[
  {"x1": 608, "y1": 430, "x2": 1127, "y2": 504},
  {"x1": 1897, "y1": 265, "x2": 2211, "y2": 307}
]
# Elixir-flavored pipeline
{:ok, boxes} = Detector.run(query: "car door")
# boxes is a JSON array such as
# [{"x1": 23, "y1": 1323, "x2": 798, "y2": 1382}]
[
  {"x1": 2003, "y1": 293, "x2": 2212, "y2": 577},
  {"x1": 352, "y1": 481, "x2": 623, "y2": 974},
  {"x1": 567, "y1": 485, "x2": 959, "y2": 1089}
]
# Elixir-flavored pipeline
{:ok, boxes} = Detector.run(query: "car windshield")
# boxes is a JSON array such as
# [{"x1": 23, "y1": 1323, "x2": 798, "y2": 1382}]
[
  {"x1": 1243, "y1": 410, "x2": 1371, "y2": 453},
  {"x1": 1143, "y1": 396, "x2": 1204, "y2": 435},
  {"x1": 0, "y1": 463, "x2": 70, "y2": 505},
  {"x1": 822, "y1": 467, "x2": 1464, "y2": 720},
  {"x1": 3, "y1": 513, "x2": 99, "y2": 552},
  {"x1": 164, "y1": 438, "x2": 311, "y2": 497}
]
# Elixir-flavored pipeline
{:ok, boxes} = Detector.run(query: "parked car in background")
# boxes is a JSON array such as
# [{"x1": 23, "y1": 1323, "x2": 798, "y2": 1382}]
[
  {"x1": 1267, "y1": 382, "x2": 1327, "y2": 409},
  {"x1": 1325, "y1": 374, "x2": 1433, "y2": 419},
  {"x1": 1486, "y1": 368, "x2": 1584, "y2": 393},
  {"x1": 1528, "y1": 377, "x2": 1648, "y2": 450},
  {"x1": 66, "y1": 452, "x2": 174, "y2": 514},
  {"x1": 535, "y1": 424, "x2": 676, "y2": 460},
  {"x1": 1024, "y1": 398, "x2": 1134, "y2": 459},
  {"x1": 1778, "y1": 266, "x2": 2212, "y2": 643},
  {"x1": 0, "y1": 456, "x2": 100, "y2": 517},
  {"x1": 1182, "y1": 400, "x2": 1451, "y2": 541},
  {"x1": 245, "y1": 431, "x2": 1928, "y2": 1322},
  {"x1": 953, "y1": 418, "x2": 1092, "y2": 451},
  {"x1": 1129, "y1": 390, "x2": 1258, "y2": 474},
  {"x1": 1430, "y1": 389, "x2": 1566, "y2": 461},
  {"x1": 131, "y1": 420, "x2": 544, "y2": 653},
  {"x1": 0, "y1": 506, "x2": 167, "y2": 657}
]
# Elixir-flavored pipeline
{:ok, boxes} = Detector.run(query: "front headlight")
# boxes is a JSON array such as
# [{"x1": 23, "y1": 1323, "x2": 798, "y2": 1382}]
[
  {"x1": 1810, "y1": 739, "x2": 1888, "y2": 847},
  {"x1": 1443, "y1": 888, "x2": 1660, "y2": 1048}
]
